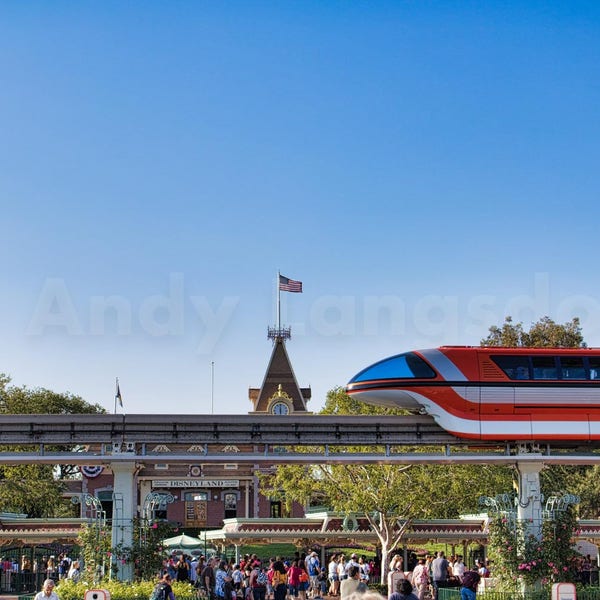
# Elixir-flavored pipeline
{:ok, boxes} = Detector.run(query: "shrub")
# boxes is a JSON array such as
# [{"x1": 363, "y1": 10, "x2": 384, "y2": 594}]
[
  {"x1": 56, "y1": 578, "x2": 197, "y2": 600},
  {"x1": 487, "y1": 507, "x2": 579, "y2": 591}
]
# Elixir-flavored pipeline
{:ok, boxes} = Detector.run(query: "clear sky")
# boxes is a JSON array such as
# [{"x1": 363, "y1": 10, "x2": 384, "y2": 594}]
[{"x1": 2, "y1": 2, "x2": 600, "y2": 415}]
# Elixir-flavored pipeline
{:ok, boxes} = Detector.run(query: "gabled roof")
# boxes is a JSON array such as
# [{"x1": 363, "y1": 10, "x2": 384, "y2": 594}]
[{"x1": 249, "y1": 337, "x2": 311, "y2": 413}]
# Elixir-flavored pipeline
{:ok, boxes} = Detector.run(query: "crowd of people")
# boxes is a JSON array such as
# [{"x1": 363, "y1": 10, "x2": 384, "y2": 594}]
[
  {"x1": 156, "y1": 550, "x2": 379, "y2": 600},
  {"x1": 154, "y1": 549, "x2": 490, "y2": 600},
  {"x1": 386, "y1": 551, "x2": 486, "y2": 600},
  {"x1": 32, "y1": 546, "x2": 600, "y2": 600},
  {"x1": 0, "y1": 553, "x2": 79, "y2": 580}
]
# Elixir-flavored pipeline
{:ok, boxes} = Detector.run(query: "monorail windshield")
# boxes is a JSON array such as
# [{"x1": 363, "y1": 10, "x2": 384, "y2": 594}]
[
  {"x1": 349, "y1": 352, "x2": 436, "y2": 382},
  {"x1": 491, "y1": 354, "x2": 600, "y2": 381}
]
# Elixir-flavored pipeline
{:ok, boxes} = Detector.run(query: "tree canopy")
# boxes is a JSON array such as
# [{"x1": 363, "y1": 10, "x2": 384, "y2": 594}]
[
  {"x1": 481, "y1": 315, "x2": 597, "y2": 515},
  {"x1": 0, "y1": 374, "x2": 106, "y2": 414},
  {"x1": 260, "y1": 387, "x2": 512, "y2": 583},
  {"x1": 481, "y1": 316, "x2": 585, "y2": 348},
  {"x1": 0, "y1": 374, "x2": 106, "y2": 517}
]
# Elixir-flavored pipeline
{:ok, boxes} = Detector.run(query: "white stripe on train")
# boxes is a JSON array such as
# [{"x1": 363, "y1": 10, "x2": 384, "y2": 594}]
[
  {"x1": 419, "y1": 349, "x2": 468, "y2": 381},
  {"x1": 351, "y1": 388, "x2": 597, "y2": 440}
]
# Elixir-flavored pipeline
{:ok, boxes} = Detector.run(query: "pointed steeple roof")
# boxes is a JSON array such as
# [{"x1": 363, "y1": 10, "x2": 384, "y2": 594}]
[{"x1": 249, "y1": 336, "x2": 311, "y2": 413}]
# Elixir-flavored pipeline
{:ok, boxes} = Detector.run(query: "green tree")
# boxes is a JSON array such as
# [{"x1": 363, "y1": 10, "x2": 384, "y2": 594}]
[
  {"x1": 481, "y1": 316, "x2": 585, "y2": 348},
  {"x1": 0, "y1": 464, "x2": 64, "y2": 517},
  {"x1": 260, "y1": 387, "x2": 512, "y2": 584},
  {"x1": 0, "y1": 374, "x2": 106, "y2": 516},
  {"x1": 567, "y1": 465, "x2": 600, "y2": 518},
  {"x1": 319, "y1": 387, "x2": 405, "y2": 417},
  {"x1": 482, "y1": 315, "x2": 592, "y2": 503},
  {"x1": 0, "y1": 376, "x2": 105, "y2": 414},
  {"x1": 482, "y1": 316, "x2": 587, "y2": 590}
]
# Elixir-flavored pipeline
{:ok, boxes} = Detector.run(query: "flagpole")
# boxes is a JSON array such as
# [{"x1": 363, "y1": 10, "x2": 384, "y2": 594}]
[
  {"x1": 277, "y1": 270, "x2": 281, "y2": 329},
  {"x1": 114, "y1": 377, "x2": 118, "y2": 415},
  {"x1": 211, "y1": 361, "x2": 214, "y2": 414}
]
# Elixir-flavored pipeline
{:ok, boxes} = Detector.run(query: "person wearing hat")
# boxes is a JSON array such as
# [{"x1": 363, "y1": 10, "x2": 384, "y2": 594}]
[
  {"x1": 344, "y1": 554, "x2": 360, "y2": 577},
  {"x1": 250, "y1": 560, "x2": 268, "y2": 600},
  {"x1": 306, "y1": 552, "x2": 321, "y2": 598}
]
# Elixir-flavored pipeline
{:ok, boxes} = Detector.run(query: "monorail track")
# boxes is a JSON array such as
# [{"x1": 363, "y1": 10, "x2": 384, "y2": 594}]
[
  {"x1": 0, "y1": 413, "x2": 598, "y2": 465},
  {"x1": 0, "y1": 413, "x2": 452, "y2": 445}
]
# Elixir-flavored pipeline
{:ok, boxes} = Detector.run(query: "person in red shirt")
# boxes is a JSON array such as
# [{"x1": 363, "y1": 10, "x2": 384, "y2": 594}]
[{"x1": 287, "y1": 560, "x2": 303, "y2": 599}]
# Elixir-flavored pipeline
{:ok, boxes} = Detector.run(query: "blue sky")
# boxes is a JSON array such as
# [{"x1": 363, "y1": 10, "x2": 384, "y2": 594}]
[{"x1": 1, "y1": 2, "x2": 600, "y2": 414}]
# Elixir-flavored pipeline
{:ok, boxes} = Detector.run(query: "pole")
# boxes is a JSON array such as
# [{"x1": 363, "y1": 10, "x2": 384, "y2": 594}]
[
  {"x1": 211, "y1": 362, "x2": 214, "y2": 414},
  {"x1": 277, "y1": 270, "x2": 281, "y2": 329}
]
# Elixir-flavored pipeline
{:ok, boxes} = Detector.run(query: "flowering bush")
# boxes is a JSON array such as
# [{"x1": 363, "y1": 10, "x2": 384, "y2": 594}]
[
  {"x1": 487, "y1": 508, "x2": 578, "y2": 590},
  {"x1": 78, "y1": 519, "x2": 179, "y2": 582},
  {"x1": 131, "y1": 518, "x2": 176, "y2": 580},
  {"x1": 78, "y1": 523, "x2": 113, "y2": 583}
]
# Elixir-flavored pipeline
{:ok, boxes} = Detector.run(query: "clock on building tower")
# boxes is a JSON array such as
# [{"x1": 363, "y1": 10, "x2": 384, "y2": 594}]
[
  {"x1": 268, "y1": 384, "x2": 292, "y2": 415},
  {"x1": 271, "y1": 401, "x2": 289, "y2": 415}
]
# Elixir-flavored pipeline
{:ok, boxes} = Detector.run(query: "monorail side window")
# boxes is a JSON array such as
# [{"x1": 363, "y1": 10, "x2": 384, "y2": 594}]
[
  {"x1": 532, "y1": 356, "x2": 558, "y2": 379},
  {"x1": 490, "y1": 355, "x2": 530, "y2": 379},
  {"x1": 349, "y1": 352, "x2": 436, "y2": 382},
  {"x1": 589, "y1": 357, "x2": 600, "y2": 380},
  {"x1": 560, "y1": 357, "x2": 586, "y2": 380}
]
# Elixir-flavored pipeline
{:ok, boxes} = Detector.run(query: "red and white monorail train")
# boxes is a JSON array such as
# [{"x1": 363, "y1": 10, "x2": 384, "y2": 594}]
[{"x1": 346, "y1": 346, "x2": 600, "y2": 441}]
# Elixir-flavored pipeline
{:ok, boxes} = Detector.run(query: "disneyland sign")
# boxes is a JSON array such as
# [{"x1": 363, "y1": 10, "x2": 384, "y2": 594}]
[{"x1": 153, "y1": 479, "x2": 239, "y2": 488}]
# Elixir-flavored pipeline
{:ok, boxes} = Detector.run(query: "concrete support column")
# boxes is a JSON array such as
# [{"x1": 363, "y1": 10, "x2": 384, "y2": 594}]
[
  {"x1": 245, "y1": 480, "x2": 250, "y2": 518},
  {"x1": 515, "y1": 461, "x2": 543, "y2": 540},
  {"x1": 111, "y1": 461, "x2": 138, "y2": 581},
  {"x1": 253, "y1": 465, "x2": 259, "y2": 517}
]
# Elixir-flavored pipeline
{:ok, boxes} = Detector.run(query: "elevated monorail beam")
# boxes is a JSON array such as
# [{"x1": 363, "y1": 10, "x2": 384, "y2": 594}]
[
  {"x1": 0, "y1": 449, "x2": 597, "y2": 465},
  {"x1": 0, "y1": 414, "x2": 457, "y2": 445}
]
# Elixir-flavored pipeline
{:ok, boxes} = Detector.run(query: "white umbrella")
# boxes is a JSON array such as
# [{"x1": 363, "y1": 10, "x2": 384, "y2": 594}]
[{"x1": 162, "y1": 534, "x2": 203, "y2": 549}]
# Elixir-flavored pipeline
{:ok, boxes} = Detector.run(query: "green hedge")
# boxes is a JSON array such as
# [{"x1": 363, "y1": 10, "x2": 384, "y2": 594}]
[
  {"x1": 54, "y1": 579, "x2": 600, "y2": 600},
  {"x1": 56, "y1": 579, "x2": 197, "y2": 600}
]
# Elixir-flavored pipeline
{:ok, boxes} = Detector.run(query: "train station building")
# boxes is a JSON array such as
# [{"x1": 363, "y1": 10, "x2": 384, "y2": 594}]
[{"x1": 77, "y1": 330, "x2": 311, "y2": 530}]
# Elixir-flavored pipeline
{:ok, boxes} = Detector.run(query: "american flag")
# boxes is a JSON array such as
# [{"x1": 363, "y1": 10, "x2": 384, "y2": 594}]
[{"x1": 279, "y1": 275, "x2": 303, "y2": 293}]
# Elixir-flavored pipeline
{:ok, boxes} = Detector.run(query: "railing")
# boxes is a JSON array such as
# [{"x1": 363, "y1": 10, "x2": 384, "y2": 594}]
[
  {"x1": 438, "y1": 590, "x2": 547, "y2": 600},
  {"x1": 0, "y1": 572, "x2": 45, "y2": 594},
  {"x1": 439, "y1": 586, "x2": 600, "y2": 600}
]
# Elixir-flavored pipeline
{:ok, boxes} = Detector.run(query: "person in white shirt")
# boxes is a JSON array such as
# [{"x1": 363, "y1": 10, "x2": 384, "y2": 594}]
[
  {"x1": 358, "y1": 557, "x2": 370, "y2": 582},
  {"x1": 190, "y1": 557, "x2": 199, "y2": 585},
  {"x1": 337, "y1": 556, "x2": 347, "y2": 582},
  {"x1": 67, "y1": 561, "x2": 81, "y2": 582},
  {"x1": 452, "y1": 556, "x2": 465, "y2": 583},
  {"x1": 344, "y1": 554, "x2": 360, "y2": 575},
  {"x1": 35, "y1": 579, "x2": 59, "y2": 600},
  {"x1": 328, "y1": 555, "x2": 340, "y2": 596},
  {"x1": 389, "y1": 555, "x2": 403, "y2": 573}
]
